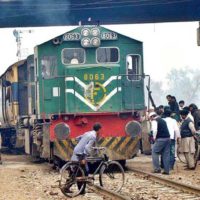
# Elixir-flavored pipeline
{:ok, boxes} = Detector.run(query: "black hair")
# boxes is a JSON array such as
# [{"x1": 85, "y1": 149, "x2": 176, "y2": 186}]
[
  {"x1": 183, "y1": 106, "x2": 189, "y2": 112},
  {"x1": 180, "y1": 109, "x2": 189, "y2": 116},
  {"x1": 164, "y1": 109, "x2": 171, "y2": 117},
  {"x1": 171, "y1": 96, "x2": 176, "y2": 101},
  {"x1": 93, "y1": 123, "x2": 102, "y2": 131},
  {"x1": 179, "y1": 100, "x2": 185, "y2": 104},
  {"x1": 158, "y1": 105, "x2": 164, "y2": 109},
  {"x1": 164, "y1": 106, "x2": 170, "y2": 111},
  {"x1": 189, "y1": 103, "x2": 198, "y2": 110},
  {"x1": 166, "y1": 95, "x2": 171, "y2": 98}
]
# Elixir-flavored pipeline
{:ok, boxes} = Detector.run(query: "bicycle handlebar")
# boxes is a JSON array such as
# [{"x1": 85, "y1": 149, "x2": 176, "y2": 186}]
[{"x1": 92, "y1": 147, "x2": 106, "y2": 151}]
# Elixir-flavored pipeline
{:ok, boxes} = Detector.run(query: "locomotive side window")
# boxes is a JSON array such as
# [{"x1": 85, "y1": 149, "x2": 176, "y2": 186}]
[
  {"x1": 62, "y1": 48, "x2": 85, "y2": 65},
  {"x1": 41, "y1": 56, "x2": 57, "y2": 78},
  {"x1": 127, "y1": 55, "x2": 141, "y2": 81},
  {"x1": 96, "y1": 47, "x2": 119, "y2": 63}
]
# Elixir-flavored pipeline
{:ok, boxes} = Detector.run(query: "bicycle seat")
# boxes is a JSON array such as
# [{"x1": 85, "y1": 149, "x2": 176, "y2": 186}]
[{"x1": 75, "y1": 153, "x2": 86, "y2": 160}]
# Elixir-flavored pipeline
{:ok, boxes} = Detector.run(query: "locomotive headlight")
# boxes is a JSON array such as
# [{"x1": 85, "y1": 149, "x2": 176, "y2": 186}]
[
  {"x1": 91, "y1": 37, "x2": 100, "y2": 47},
  {"x1": 91, "y1": 28, "x2": 100, "y2": 36},
  {"x1": 54, "y1": 122, "x2": 70, "y2": 140},
  {"x1": 81, "y1": 38, "x2": 90, "y2": 47},
  {"x1": 81, "y1": 28, "x2": 90, "y2": 37}
]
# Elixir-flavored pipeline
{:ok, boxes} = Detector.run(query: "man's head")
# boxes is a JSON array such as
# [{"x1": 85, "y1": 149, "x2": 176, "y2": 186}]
[
  {"x1": 179, "y1": 100, "x2": 185, "y2": 108},
  {"x1": 164, "y1": 109, "x2": 172, "y2": 117},
  {"x1": 171, "y1": 96, "x2": 176, "y2": 102},
  {"x1": 149, "y1": 112, "x2": 157, "y2": 121},
  {"x1": 183, "y1": 106, "x2": 190, "y2": 112},
  {"x1": 93, "y1": 123, "x2": 102, "y2": 136},
  {"x1": 180, "y1": 109, "x2": 189, "y2": 120},
  {"x1": 189, "y1": 103, "x2": 198, "y2": 112},
  {"x1": 157, "y1": 105, "x2": 164, "y2": 115},
  {"x1": 166, "y1": 95, "x2": 172, "y2": 102}
]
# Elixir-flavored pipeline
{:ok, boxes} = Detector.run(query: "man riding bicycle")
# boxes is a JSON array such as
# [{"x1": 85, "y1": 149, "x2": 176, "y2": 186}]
[
  {"x1": 71, "y1": 123, "x2": 102, "y2": 163},
  {"x1": 66, "y1": 123, "x2": 102, "y2": 194},
  {"x1": 60, "y1": 123, "x2": 125, "y2": 197}
]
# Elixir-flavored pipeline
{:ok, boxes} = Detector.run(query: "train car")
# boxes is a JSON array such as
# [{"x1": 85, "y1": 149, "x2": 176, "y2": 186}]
[
  {"x1": 0, "y1": 55, "x2": 35, "y2": 148},
  {"x1": 0, "y1": 25, "x2": 150, "y2": 163}
]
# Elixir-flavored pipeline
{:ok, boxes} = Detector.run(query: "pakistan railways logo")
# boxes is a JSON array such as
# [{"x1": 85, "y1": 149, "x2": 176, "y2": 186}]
[{"x1": 84, "y1": 82, "x2": 106, "y2": 106}]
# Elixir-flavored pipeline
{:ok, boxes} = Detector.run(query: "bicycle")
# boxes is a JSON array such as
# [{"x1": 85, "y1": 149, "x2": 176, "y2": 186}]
[{"x1": 59, "y1": 147, "x2": 125, "y2": 198}]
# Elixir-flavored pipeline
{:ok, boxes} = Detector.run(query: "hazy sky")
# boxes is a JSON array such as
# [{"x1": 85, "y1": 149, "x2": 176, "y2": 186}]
[{"x1": 0, "y1": 22, "x2": 200, "y2": 81}]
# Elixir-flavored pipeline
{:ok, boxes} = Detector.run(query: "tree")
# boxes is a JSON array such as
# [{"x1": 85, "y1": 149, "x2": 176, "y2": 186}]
[{"x1": 165, "y1": 67, "x2": 200, "y2": 106}]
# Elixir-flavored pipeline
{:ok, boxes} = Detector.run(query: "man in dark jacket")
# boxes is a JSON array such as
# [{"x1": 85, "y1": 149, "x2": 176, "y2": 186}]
[
  {"x1": 149, "y1": 112, "x2": 170, "y2": 175},
  {"x1": 166, "y1": 95, "x2": 180, "y2": 121},
  {"x1": 189, "y1": 104, "x2": 200, "y2": 131},
  {"x1": 180, "y1": 109, "x2": 196, "y2": 169}
]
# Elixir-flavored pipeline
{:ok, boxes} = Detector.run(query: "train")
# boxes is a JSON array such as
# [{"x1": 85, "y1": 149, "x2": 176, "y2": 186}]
[{"x1": 0, "y1": 25, "x2": 150, "y2": 164}]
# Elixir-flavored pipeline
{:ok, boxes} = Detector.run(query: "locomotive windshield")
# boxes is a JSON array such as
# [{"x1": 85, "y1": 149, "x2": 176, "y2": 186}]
[
  {"x1": 62, "y1": 48, "x2": 85, "y2": 65},
  {"x1": 96, "y1": 47, "x2": 119, "y2": 63}
]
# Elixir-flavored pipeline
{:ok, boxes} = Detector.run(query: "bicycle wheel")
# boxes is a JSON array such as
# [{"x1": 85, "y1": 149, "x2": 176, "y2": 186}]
[
  {"x1": 177, "y1": 144, "x2": 187, "y2": 164},
  {"x1": 99, "y1": 161, "x2": 125, "y2": 192},
  {"x1": 59, "y1": 162, "x2": 86, "y2": 197},
  {"x1": 194, "y1": 138, "x2": 200, "y2": 168}
]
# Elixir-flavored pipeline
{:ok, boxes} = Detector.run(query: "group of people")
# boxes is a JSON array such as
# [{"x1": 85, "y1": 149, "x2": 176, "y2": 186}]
[{"x1": 149, "y1": 95, "x2": 200, "y2": 175}]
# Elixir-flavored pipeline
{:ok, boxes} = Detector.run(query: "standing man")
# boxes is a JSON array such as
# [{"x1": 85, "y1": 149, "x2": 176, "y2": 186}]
[
  {"x1": 164, "y1": 109, "x2": 180, "y2": 170},
  {"x1": 189, "y1": 104, "x2": 200, "y2": 132},
  {"x1": 149, "y1": 112, "x2": 171, "y2": 175},
  {"x1": 180, "y1": 109, "x2": 196, "y2": 170}
]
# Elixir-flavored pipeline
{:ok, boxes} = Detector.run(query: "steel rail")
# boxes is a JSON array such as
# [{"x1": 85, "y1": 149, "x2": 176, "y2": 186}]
[
  {"x1": 88, "y1": 185, "x2": 132, "y2": 200},
  {"x1": 129, "y1": 167, "x2": 200, "y2": 197}
]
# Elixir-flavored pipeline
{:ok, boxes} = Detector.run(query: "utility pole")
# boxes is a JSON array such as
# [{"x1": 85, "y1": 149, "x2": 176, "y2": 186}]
[
  {"x1": 197, "y1": 22, "x2": 200, "y2": 46},
  {"x1": 13, "y1": 29, "x2": 33, "y2": 61}
]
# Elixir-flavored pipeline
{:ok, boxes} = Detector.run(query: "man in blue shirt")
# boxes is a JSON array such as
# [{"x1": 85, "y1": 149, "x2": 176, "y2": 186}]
[
  {"x1": 69, "y1": 123, "x2": 102, "y2": 194},
  {"x1": 71, "y1": 123, "x2": 102, "y2": 161}
]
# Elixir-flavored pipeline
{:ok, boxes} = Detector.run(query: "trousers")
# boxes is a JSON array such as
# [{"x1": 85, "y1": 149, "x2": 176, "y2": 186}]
[{"x1": 152, "y1": 138, "x2": 170, "y2": 173}]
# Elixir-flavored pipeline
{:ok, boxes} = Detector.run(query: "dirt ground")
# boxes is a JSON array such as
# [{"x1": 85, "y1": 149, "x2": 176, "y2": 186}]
[
  {"x1": 1, "y1": 152, "x2": 200, "y2": 200},
  {"x1": 0, "y1": 153, "x2": 98, "y2": 200},
  {"x1": 127, "y1": 154, "x2": 200, "y2": 187}
]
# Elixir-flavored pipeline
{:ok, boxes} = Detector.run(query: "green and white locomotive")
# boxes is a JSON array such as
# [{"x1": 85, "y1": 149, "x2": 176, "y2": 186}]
[{"x1": 0, "y1": 25, "x2": 148, "y2": 163}]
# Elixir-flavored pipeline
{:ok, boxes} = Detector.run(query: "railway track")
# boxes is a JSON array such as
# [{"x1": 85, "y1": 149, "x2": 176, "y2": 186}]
[
  {"x1": 79, "y1": 168, "x2": 199, "y2": 200},
  {"x1": 87, "y1": 166, "x2": 200, "y2": 200},
  {"x1": 129, "y1": 167, "x2": 200, "y2": 196},
  {"x1": 57, "y1": 165, "x2": 200, "y2": 200},
  {"x1": 117, "y1": 167, "x2": 200, "y2": 200},
  {"x1": 87, "y1": 185, "x2": 131, "y2": 200}
]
